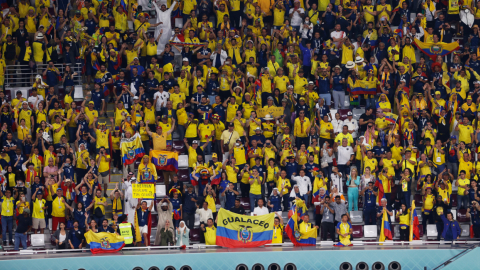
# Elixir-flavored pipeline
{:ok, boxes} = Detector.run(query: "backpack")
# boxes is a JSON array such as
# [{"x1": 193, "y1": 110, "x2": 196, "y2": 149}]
[{"x1": 5, "y1": 43, "x2": 15, "y2": 61}]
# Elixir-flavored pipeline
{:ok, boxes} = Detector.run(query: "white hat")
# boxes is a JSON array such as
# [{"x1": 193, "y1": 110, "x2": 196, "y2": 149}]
[
  {"x1": 347, "y1": 111, "x2": 353, "y2": 116},
  {"x1": 355, "y1": 56, "x2": 364, "y2": 63},
  {"x1": 130, "y1": 177, "x2": 137, "y2": 181},
  {"x1": 345, "y1": 61, "x2": 355, "y2": 69},
  {"x1": 308, "y1": 81, "x2": 314, "y2": 85},
  {"x1": 287, "y1": 85, "x2": 294, "y2": 88},
  {"x1": 334, "y1": 65, "x2": 342, "y2": 72},
  {"x1": 475, "y1": 81, "x2": 480, "y2": 84},
  {"x1": 192, "y1": 140, "x2": 199, "y2": 144},
  {"x1": 36, "y1": 33, "x2": 44, "y2": 39},
  {"x1": 133, "y1": 57, "x2": 139, "y2": 60},
  {"x1": 182, "y1": 57, "x2": 189, "y2": 62},
  {"x1": 255, "y1": 127, "x2": 261, "y2": 131},
  {"x1": 161, "y1": 202, "x2": 168, "y2": 206},
  {"x1": 264, "y1": 114, "x2": 274, "y2": 120},
  {"x1": 133, "y1": 96, "x2": 139, "y2": 100}
]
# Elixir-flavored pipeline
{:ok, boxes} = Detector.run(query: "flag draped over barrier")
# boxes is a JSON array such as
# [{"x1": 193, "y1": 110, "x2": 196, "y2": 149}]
[
  {"x1": 120, "y1": 133, "x2": 145, "y2": 165},
  {"x1": 379, "y1": 210, "x2": 393, "y2": 243},
  {"x1": 84, "y1": 231, "x2": 125, "y2": 254},
  {"x1": 216, "y1": 208, "x2": 275, "y2": 248}
]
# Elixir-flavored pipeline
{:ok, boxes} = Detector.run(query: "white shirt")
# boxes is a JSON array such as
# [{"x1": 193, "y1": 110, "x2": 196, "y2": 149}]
[
  {"x1": 210, "y1": 50, "x2": 228, "y2": 66},
  {"x1": 337, "y1": 146, "x2": 354, "y2": 165},
  {"x1": 292, "y1": 175, "x2": 312, "y2": 194},
  {"x1": 196, "y1": 208, "x2": 213, "y2": 223},
  {"x1": 331, "y1": 119, "x2": 344, "y2": 134},
  {"x1": 343, "y1": 118, "x2": 359, "y2": 138},
  {"x1": 153, "y1": 91, "x2": 170, "y2": 111},
  {"x1": 299, "y1": 22, "x2": 313, "y2": 39},
  {"x1": 289, "y1": 8, "x2": 305, "y2": 26},
  {"x1": 424, "y1": 3, "x2": 436, "y2": 21},
  {"x1": 253, "y1": 206, "x2": 269, "y2": 216},
  {"x1": 330, "y1": 172, "x2": 343, "y2": 193},
  {"x1": 28, "y1": 95, "x2": 44, "y2": 110},
  {"x1": 330, "y1": 30, "x2": 346, "y2": 48}
]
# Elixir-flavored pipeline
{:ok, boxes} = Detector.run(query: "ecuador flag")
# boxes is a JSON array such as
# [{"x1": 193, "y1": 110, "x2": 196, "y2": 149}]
[
  {"x1": 285, "y1": 205, "x2": 317, "y2": 246},
  {"x1": 348, "y1": 77, "x2": 377, "y2": 96},
  {"x1": 216, "y1": 208, "x2": 275, "y2": 248},
  {"x1": 379, "y1": 210, "x2": 393, "y2": 243},
  {"x1": 149, "y1": 150, "x2": 179, "y2": 172},
  {"x1": 409, "y1": 200, "x2": 420, "y2": 241},
  {"x1": 84, "y1": 231, "x2": 125, "y2": 254},
  {"x1": 121, "y1": 133, "x2": 145, "y2": 165},
  {"x1": 413, "y1": 38, "x2": 459, "y2": 61}
]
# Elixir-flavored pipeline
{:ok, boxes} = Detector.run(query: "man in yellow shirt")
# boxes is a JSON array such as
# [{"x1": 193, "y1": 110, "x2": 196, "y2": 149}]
[
  {"x1": 1, "y1": 189, "x2": 14, "y2": 243},
  {"x1": 93, "y1": 187, "x2": 108, "y2": 225},
  {"x1": 334, "y1": 126, "x2": 354, "y2": 146},
  {"x1": 294, "y1": 110, "x2": 311, "y2": 148},
  {"x1": 455, "y1": 117, "x2": 474, "y2": 147},
  {"x1": 197, "y1": 114, "x2": 214, "y2": 155},
  {"x1": 96, "y1": 147, "x2": 111, "y2": 194},
  {"x1": 456, "y1": 170, "x2": 470, "y2": 209},
  {"x1": 146, "y1": 119, "x2": 175, "y2": 151},
  {"x1": 401, "y1": 150, "x2": 417, "y2": 175},
  {"x1": 201, "y1": 218, "x2": 216, "y2": 245}
]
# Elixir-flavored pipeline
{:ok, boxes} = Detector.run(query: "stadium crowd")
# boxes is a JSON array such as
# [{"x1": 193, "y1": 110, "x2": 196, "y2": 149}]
[{"x1": 1, "y1": 0, "x2": 480, "y2": 250}]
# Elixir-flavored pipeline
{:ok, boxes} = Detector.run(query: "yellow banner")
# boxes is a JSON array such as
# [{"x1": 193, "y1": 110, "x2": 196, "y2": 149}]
[
  {"x1": 257, "y1": 107, "x2": 284, "y2": 118},
  {"x1": 132, "y1": 183, "x2": 155, "y2": 199}
]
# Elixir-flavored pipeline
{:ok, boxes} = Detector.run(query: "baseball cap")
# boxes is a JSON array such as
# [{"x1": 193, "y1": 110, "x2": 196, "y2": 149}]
[
  {"x1": 192, "y1": 140, "x2": 199, "y2": 144},
  {"x1": 133, "y1": 96, "x2": 139, "y2": 100},
  {"x1": 308, "y1": 81, "x2": 314, "y2": 85},
  {"x1": 182, "y1": 58, "x2": 189, "y2": 62},
  {"x1": 212, "y1": 153, "x2": 218, "y2": 158},
  {"x1": 450, "y1": 135, "x2": 457, "y2": 140},
  {"x1": 161, "y1": 202, "x2": 168, "y2": 206},
  {"x1": 88, "y1": 101, "x2": 94, "y2": 105},
  {"x1": 228, "y1": 122, "x2": 234, "y2": 127},
  {"x1": 347, "y1": 112, "x2": 353, "y2": 116}
]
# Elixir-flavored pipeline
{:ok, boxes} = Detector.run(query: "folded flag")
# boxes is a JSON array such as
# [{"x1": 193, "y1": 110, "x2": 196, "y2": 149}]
[
  {"x1": 149, "y1": 150, "x2": 179, "y2": 172},
  {"x1": 409, "y1": 200, "x2": 420, "y2": 241},
  {"x1": 84, "y1": 231, "x2": 125, "y2": 254},
  {"x1": 285, "y1": 205, "x2": 317, "y2": 246},
  {"x1": 413, "y1": 38, "x2": 460, "y2": 61},
  {"x1": 216, "y1": 208, "x2": 275, "y2": 248},
  {"x1": 334, "y1": 221, "x2": 353, "y2": 247},
  {"x1": 121, "y1": 133, "x2": 145, "y2": 165}
]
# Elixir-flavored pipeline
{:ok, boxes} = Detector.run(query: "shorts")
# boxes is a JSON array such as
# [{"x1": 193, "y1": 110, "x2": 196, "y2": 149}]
[
  {"x1": 98, "y1": 171, "x2": 110, "y2": 184},
  {"x1": 140, "y1": 225, "x2": 148, "y2": 234},
  {"x1": 448, "y1": 13, "x2": 460, "y2": 23},
  {"x1": 32, "y1": 217, "x2": 46, "y2": 229}
]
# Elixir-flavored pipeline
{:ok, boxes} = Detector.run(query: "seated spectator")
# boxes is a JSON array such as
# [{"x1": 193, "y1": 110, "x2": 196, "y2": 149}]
[{"x1": 52, "y1": 222, "x2": 69, "y2": 249}]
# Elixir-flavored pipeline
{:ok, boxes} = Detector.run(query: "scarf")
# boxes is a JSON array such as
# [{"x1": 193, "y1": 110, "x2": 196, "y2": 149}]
[
  {"x1": 113, "y1": 197, "x2": 122, "y2": 212},
  {"x1": 424, "y1": 1, "x2": 434, "y2": 12}
]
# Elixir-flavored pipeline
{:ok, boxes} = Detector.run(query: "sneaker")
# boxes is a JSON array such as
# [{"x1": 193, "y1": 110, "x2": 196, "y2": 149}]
[
  {"x1": 113, "y1": 168, "x2": 117, "y2": 174},
  {"x1": 2, "y1": 240, "x2": 6, "y2": 246},
  {"x1": 9, "y1": 241, "x2": 13, "y2": 246}
]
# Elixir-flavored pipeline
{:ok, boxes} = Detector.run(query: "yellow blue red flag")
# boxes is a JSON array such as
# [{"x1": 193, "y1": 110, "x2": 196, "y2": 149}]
[
  {"x1": 216, "y1": 208, "x2": 275, "y2": 248},
  {"x1": 84, "y1": 231, "x2": 125, "y2": 254},
  {"x1": 413, "y1": 38, "x2": 459, "y2": 61},
  {"x1": 285, "y1": 203, "x2": 317, "y2": 246},
  {"x1": 149, "y1": 150, "x2": 179, "y2": 172},
  {"x1": 121, "y1": 133, "x2": 145, "y2": 165}
]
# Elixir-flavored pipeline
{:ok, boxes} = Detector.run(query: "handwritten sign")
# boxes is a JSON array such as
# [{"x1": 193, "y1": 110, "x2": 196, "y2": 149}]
[
  {"x1": 132, "y1": 184, "x2": 155, "y2": 199},
  {"x1": 257, "y1": 107, "x2": 284, "y2": 118}
]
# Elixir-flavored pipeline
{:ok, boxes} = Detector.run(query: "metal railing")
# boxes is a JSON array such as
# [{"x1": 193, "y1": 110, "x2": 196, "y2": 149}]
[
  {"x1": 1, "y1": 240, "x2": 479, "y2": 256},
  {"x1": 4, "y1": 63, "x2": 83, "y2": 88}
]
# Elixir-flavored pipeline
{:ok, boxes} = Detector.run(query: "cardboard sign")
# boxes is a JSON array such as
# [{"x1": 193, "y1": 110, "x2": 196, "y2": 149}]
[
  {"x1": 257, "y1": 107, "x2": 284, "y2": 118},
  {"x1": 132, "y1": 184, "x2": 155, "y2": 199}
]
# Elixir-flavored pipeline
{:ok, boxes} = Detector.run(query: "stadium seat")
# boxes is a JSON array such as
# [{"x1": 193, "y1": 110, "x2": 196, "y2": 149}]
[
  {"x1": 350, "y1": 211, "x2": 363, "y2": 224},
  {"x1": 451, "y1": 194, "x2": 458, "y2": 207},
  {"x1": 352, "y1": 109, "x2": 364, "y2": 120},
  {"x1": 151, "y1": 214, "x2": 158, "y2": 228},
  {"x1": 451, "y1": 209, "x2": 457, "y2": 220},
  {"x1": 31, "y1": 234, "x2": 45, "y2": 247},
  {"x1": 426, "y1": 224, "x2": 438, "y2": 238},
  {"x1": 364, "y1": 225, "x2": 377, "y2": 238},
  {"x1": 414, "y1": 194, "x2": 423, "y2": 207},
  {"x1": 457, "y1": 209, "x2": 470, "y2": 222},
  {"x1": 190, "y1": 228, "x2": 201, "y2": 242},
  {"x1": 451, "y1": 180, "x2": 458, "y2": 192},
  {"x1": 205, "y1": 155, "x2": 212, "y2": 164},
  {"x1": 173, "y1": 140, "x2": 186, "y2": 153},
  {"x1": 240, "y1": 197, "x2": 250, "y2": 211},
  {"x1": 461, "y1": 224, "x2": 470, "y2": 237},
  {"x1": 178, "y1": 169, "x2": 190, "y2": 182},
  {"x1": 320, "y1": 241, "x2": 334, "y2": 246},
  {"x1": 393, "y1": 225, "x2": 400, "y2": 239},
  {"x1": 178, "y1": 155, "x2": 189, "y2": 169},
  {"x1": 337, "y1": 109, "x2": 351, "y2": 121},
  {"x1": 352, "y1": 225, "x2": 363, "y2": 238},
  {"x1": 194, "y1": 213, "x2": 200, "y2": 227}
]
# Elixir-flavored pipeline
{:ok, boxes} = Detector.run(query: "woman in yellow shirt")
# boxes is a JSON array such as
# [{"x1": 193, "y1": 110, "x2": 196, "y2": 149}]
[
  {"x1": 230, "y1": 86, "x2": 244, "y2": 105},
  {"x1": 396, "y1": 204, "x2": 410, "y2": 241}
]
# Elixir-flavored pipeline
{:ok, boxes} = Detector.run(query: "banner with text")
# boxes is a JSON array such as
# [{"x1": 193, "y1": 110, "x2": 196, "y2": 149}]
[{"x1": 132, "y1": 184, "x2": 155, "y2": 199}]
